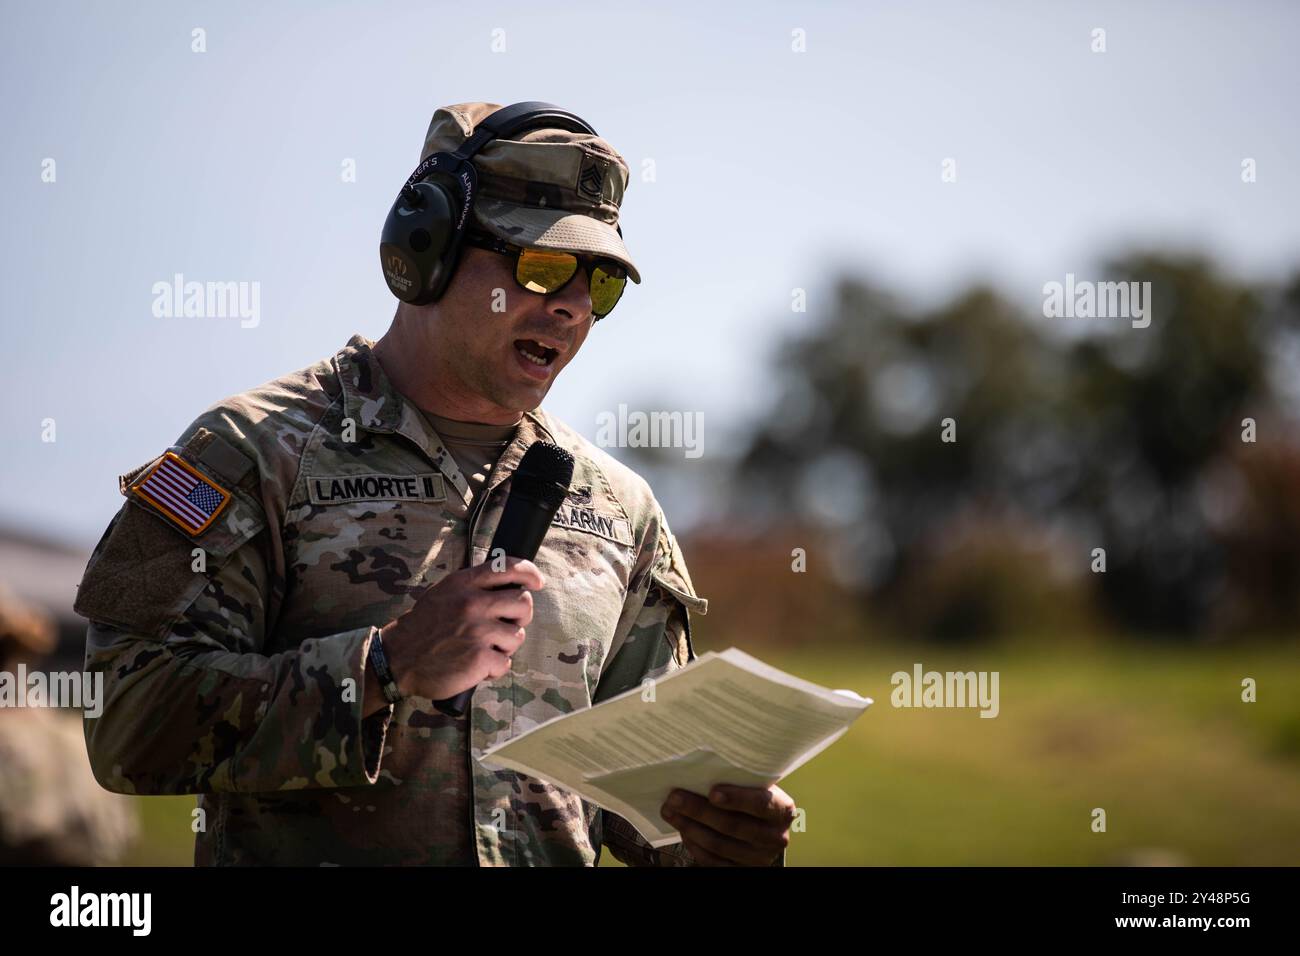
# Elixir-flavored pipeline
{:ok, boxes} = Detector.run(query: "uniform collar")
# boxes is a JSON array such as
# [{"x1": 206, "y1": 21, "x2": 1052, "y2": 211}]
[
  {"x1": 334, "y1": 333, "x2": 559, "y2": 505},
  {"x1": 336, "y1": 334, "x2": 405, "y2": 432}
]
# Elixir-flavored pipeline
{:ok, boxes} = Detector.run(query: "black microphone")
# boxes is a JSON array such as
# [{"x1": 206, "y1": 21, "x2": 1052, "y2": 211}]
[{"x1": 432, "y1": 441, "x2": 575, "y2": 718}]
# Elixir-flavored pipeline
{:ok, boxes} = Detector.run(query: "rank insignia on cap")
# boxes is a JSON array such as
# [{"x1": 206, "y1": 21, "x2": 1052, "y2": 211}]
[
  {"x1": 578, "y1": 158, "x2": 605, "y2": 199},
  {"x1": 131, "y1": 452, "x2": 232, "y2": 535}
]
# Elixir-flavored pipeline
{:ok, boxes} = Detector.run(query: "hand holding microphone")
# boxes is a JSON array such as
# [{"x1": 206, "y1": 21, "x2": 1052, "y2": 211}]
[{"x1": 377, "y1": 442, "x2": 575, "y2": 717}]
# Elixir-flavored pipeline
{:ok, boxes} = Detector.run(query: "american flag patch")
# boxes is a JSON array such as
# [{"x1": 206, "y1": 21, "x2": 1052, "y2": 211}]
[{"x1": 132, "y1": 452, "x2": 232, "y2": 535}]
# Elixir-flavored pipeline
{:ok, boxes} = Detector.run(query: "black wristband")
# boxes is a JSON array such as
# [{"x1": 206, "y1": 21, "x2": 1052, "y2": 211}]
[{"x1": 367, "y1": 629, "x2": 404, "y2": 705}]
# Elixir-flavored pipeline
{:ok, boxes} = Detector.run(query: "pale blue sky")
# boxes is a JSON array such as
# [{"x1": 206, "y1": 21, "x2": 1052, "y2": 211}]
[{"x1": 3, "y1": 0, "x2": 1298, "y2": 544}]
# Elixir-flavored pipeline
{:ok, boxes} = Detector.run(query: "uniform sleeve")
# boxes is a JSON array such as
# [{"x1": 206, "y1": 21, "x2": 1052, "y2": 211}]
[
  {"x1": 75, "y1": 430, "x2": 394, "y2": 796},
  {"x1": 592, "y1": 517, "x2": 786, "y2": 867}
]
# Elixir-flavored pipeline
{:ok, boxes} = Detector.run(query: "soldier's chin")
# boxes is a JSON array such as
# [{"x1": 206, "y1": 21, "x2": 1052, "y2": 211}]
[{"x1": 489, "y1": 378, "x2": 548, "y2": 415}]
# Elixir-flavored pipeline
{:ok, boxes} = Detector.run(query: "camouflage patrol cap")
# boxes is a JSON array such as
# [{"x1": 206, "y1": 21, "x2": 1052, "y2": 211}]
[{"x1": 420, "y1": 102, "x2": 641, "y2": 284}]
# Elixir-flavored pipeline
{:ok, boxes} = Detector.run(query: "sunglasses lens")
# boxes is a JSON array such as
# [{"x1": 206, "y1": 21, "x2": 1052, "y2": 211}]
[
  {"x1": 590, "y1": 263, "x2": 627, "y2": 317},
  {"x1": 517, "y1": 249, "x2": 577, "y2": 294},
  {"x1": 514, "y1": 246, "x2": 627, "y2": 318}
]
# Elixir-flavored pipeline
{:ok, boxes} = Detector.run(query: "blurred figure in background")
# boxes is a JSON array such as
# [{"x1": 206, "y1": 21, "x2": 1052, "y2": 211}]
[{"x1": 0, "y1": 585, "x2": 137, "y2": 865}]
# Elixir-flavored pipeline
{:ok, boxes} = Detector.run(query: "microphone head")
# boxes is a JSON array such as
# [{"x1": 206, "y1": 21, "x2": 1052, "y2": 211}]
[{"x1": 512, "y1": 441, "x2": 575, "y2": 508}]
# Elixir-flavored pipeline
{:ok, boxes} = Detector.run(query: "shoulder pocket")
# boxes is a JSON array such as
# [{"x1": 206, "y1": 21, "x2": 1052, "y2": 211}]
[
  {"x1": 649, "y1": 524, "x2": 708, "y2": 615},
  {"x1": 648, "y1": 525, "x2": 707, "y2": 667},
  {"x1": 650, "y1": 571, "x2": 708, "y2": 616},
  {"x1": 74, "y1": 432, "x2": 266, "y2": 639}
]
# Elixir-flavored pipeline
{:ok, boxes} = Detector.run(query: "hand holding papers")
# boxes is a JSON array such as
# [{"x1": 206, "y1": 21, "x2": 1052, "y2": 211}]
[{"x1": 481, "y1": 648, "x2": 872, "y2": 846}]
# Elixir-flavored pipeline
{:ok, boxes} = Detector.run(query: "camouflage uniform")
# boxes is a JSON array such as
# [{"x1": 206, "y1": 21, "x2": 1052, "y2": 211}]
[{"x1": 74, "y1": 335, "x2": 735, "y2": 866}]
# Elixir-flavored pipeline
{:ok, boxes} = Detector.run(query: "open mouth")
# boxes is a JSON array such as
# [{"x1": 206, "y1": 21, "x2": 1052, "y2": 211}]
[{"x1": 514, "y1": 339, "x2": 559, "y2": 367}]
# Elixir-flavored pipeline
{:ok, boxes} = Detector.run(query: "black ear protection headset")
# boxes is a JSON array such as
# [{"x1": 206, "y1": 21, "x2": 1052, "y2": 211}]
[{"x1": 380, "y1": 101, "x2": 613, "y2": 306}]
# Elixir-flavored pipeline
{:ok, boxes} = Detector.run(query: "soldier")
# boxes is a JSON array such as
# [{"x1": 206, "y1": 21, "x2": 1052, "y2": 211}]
[
  {"x1": 0, "y1": 586, "x2": 138, "y2": 865},
  {"x1": 75, "y1": 101, "x2": 795, "y2": 866}
]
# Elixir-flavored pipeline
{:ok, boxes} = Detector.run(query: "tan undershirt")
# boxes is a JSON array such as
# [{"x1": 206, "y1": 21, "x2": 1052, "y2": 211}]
[{"x1": 421, "y1": 410, "x2": 521, "y2": 507}]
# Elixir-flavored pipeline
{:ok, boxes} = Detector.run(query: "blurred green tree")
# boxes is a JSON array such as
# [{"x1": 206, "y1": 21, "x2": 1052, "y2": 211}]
[{"x1": 731, "y1": 254, "x2": 1300, "y2": 641}]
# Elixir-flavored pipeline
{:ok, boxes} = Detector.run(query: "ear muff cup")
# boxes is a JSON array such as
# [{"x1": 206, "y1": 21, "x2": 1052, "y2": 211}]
[
  {"x1": 379, "y1": 178, "x2": 461, "y2": 305},
  {"x1": 381, "y1": 103, "x2": 603, "y2": 309}
]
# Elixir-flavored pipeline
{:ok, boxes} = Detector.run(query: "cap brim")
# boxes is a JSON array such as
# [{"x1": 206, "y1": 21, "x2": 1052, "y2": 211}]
[{"x1": 472, "y1": 200, "x2": 641, "y2": 284}]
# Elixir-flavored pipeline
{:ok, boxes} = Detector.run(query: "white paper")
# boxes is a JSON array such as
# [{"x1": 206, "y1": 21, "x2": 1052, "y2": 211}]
[{"x1": 479, "y1": 648, "x2": 872, "y2": 847}]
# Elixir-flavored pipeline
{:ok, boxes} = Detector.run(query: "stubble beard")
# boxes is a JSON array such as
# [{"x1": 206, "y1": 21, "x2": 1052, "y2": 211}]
[{"x1": 462, "y1": 346, "x2": 545, "y2": 416}]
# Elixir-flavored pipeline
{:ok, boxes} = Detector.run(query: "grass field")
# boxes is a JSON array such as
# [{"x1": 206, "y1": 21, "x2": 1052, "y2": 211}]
[{"x1": 119, "y1": 640, "x2": 1300, "y2": 866}]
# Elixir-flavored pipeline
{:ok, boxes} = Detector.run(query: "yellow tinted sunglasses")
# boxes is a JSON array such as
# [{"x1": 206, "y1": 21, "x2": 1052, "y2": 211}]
[{"x1": 462, "y1": 230, "x2": 628, "y2": 319}]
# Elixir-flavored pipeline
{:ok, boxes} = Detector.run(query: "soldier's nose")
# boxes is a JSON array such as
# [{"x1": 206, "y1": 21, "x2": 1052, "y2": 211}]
[{"x1": 547, "y1": 270, "x2": 592, "y2": 325}]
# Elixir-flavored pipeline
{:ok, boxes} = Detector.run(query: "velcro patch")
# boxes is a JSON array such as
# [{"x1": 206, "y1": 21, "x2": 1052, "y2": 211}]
[
  {"x1": 308, "y1": 473, "x2": 446, "y2": 505},
  {"x1": 130, "y1": 452, "x2": 232, "y2": 535}
]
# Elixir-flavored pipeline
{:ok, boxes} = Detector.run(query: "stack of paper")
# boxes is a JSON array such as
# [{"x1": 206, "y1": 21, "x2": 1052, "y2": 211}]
[{"x1": 481, "y1": 648, "x2": 873, "y2": 847}]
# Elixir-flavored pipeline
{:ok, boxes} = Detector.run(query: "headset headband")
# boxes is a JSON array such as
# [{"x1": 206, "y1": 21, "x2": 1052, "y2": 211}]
[{"x1": 405, "y1": 101, "x2": 599, "y2": 187}]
